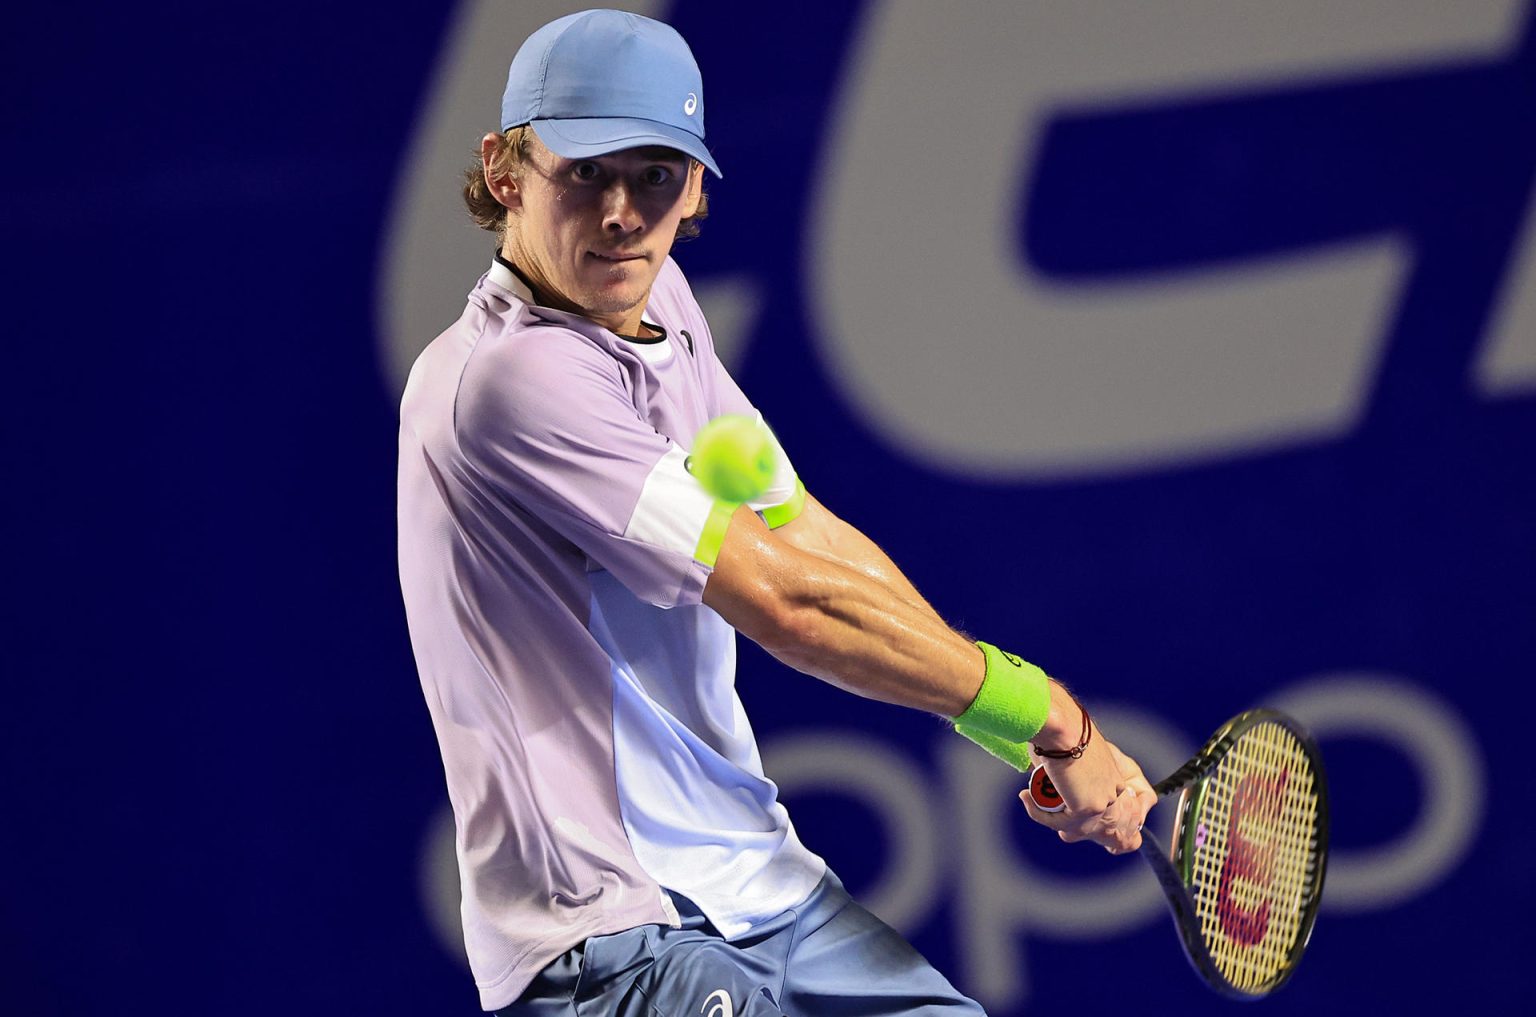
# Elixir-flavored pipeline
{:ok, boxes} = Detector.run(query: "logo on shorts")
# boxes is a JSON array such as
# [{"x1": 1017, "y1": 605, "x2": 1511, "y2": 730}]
[{"x1": 701, "y1": 988, "x2": 733, "y2": 1017}]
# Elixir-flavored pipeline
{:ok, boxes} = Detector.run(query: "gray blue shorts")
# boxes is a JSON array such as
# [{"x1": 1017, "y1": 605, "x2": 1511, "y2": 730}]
[{"x1": 496, "y1": 870, "x2": 985, "y2": 1016}]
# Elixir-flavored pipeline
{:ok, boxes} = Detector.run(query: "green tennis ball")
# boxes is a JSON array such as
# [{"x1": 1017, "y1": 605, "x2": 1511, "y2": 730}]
[{"x1": 689, "y1": 415, "x2": 777, "y2": 503}]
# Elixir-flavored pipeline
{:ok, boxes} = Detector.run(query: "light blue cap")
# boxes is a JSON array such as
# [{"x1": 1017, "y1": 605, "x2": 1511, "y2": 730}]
[{"x1": 500, "y1": 9, "x2": 722, "y2": 177}]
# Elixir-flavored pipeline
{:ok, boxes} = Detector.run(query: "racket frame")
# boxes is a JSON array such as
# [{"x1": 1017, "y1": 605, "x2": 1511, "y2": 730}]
[{"x1": 1138, "y1": 708, "x2": 1330, "y2": 1000}]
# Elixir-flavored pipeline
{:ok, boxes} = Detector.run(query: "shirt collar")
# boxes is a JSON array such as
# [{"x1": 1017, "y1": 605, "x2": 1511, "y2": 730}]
[
  {"x1": 486, "y1": 251, "x2": 668, "y2": 351},
  {"x1": 489, "y1": 250, "x2": 538, "y2": 305}
]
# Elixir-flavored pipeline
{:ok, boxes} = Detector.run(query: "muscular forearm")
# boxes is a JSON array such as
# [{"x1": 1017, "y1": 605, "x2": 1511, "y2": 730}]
[
  {"x1": 705, "y1": 503, "x2": 1084, "y2": 745},
  {"x1": 771, "y1": 555, "x2": 986, "y2": 716},
  {"x1": 706, "y1": 506, "x2": 985, "y2": 716},
  {"x1": 783, "y1": 498, "x2": 946, "y2": 626}
]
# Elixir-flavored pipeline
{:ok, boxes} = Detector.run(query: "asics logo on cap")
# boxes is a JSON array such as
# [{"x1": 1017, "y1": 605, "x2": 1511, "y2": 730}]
[
  {"x1": 684, "y1": 92, "x2": 698, "y2": 116},
  {"x1": 701, "y1": 988, "x2": 733, "y2": 1017}
]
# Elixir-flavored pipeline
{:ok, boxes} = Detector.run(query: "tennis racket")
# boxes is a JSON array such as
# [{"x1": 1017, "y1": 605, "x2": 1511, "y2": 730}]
[{"x1": 1029, "y1": 709, "x2": 1328, "y2": 999}]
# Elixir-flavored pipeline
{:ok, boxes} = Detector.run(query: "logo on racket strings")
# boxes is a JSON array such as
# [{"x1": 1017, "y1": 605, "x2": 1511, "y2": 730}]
[{"x1": 1215, "y1": 769, "x2": 1289, "y2": 945}]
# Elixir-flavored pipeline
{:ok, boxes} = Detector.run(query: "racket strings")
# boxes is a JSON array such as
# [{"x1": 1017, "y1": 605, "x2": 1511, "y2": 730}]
[{"x1": 1186, "y1": 721, "x2": 1322, "y2": 994}]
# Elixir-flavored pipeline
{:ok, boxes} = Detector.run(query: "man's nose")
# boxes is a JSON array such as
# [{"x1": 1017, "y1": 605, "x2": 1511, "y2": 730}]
[{"x1": 601, "y1": 181, "x2": 642, "y2": 234}]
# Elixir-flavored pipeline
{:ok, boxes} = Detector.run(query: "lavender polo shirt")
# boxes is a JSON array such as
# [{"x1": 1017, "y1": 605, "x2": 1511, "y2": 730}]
[{"x1": 397, "y1": 256, "x2": 824, "y2": 1010}]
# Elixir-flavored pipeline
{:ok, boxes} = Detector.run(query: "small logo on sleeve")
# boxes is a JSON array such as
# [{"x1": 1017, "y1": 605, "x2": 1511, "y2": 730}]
[{"x1": 701, "y1": 988, "x2": 733, "y2": 1017}]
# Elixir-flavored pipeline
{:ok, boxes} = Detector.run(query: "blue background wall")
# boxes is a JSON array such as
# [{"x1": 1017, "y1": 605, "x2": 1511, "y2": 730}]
[{"x1": 6, "y1": 1, "x2": 1533, "y2": 1013}]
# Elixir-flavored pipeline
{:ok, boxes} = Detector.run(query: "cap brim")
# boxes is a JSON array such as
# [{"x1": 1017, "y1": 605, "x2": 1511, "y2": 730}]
[{"x1": 530, "y1": 118, "x2": 722, "y2": 178}]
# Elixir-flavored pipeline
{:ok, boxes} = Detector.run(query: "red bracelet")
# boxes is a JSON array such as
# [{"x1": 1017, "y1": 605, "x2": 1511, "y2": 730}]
[{"x1": 1032, "y1": 687, "x2": 1092, "y2": 760}]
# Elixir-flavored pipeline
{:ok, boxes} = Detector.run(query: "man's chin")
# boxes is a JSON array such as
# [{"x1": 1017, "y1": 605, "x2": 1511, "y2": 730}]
[
  {"x1": 581, "y1": 277, "x2": 654, "y2": 311},
  {"x1": 568, "y1": 287, "x2": 645, "y2": 327}
]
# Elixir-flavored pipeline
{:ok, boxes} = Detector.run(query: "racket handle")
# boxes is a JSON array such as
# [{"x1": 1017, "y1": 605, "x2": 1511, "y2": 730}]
[{"x1": 1025, "y1": 766, "x2": 1066, "y2": 812}]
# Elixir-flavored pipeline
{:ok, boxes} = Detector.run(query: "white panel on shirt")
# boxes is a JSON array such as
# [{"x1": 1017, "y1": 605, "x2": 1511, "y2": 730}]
[
  {"x1": 626, "y1": 445, "x2": 719, "y2": 560},
  {"x1": 587, "y1": 572, "x2": 827, "y2": 938},
  {"x1": 628, "y1": 424, "x2": 801, "y2": 561}
]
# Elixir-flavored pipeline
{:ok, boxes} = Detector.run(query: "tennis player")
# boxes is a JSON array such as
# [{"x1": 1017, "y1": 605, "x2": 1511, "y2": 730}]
[{"x1": 396, "y1": 10, "x2": 1155, "y2": 1015}]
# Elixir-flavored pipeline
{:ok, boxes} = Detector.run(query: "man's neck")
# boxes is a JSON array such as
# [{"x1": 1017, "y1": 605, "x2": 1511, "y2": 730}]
[{"x1": 494, "y1": 247, "x2": 653, "y2": 337}]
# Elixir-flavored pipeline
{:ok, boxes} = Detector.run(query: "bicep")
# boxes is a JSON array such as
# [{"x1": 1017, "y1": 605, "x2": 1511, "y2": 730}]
[
  {"x1": 702, "y1": 505, "x2": 803, "y2": 648},
  {"x1": 703, "y1": 494, "x2": 852, "y2": 637},
  {"x1": 775, "y1": 493, "x2": 892, "y2": 578},
  {"x1": 702, "y1": 497, "x2": 883, "y2": 648},
  {"x1": 772, "y1": 493, "x2": 944, "y2": 622},
  {"x1": 771, "y1": 492, "x2": 845, "y2": 562}
]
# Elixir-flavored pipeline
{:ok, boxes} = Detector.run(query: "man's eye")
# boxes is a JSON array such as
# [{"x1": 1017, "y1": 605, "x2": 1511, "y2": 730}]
[
  {"x1": 572, "y1": 162, "x2": 600, "y2": 181},
  {"x1": 643, "y1": 167, "x2": 673, "y2": 186}
]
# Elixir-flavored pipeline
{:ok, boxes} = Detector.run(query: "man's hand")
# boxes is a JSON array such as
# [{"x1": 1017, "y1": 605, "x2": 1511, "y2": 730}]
[{"x1": 1018, "y1": 687, "x2": 1156, "y2": 854}]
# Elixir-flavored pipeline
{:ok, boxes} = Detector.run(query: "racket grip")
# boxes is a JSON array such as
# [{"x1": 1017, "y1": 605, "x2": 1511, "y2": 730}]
[{"x1": 1026, "y1": 766, "x2": 1066, "y2": 812}]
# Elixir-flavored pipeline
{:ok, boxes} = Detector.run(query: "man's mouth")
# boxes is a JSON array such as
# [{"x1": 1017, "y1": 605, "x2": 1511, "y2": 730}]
[{"x1": 589, "y1": 251, "x2": 646, "y2": 263}]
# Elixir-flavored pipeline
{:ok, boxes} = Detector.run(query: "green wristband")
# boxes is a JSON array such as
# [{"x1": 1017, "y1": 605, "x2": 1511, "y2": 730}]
[
  {"x1": 954, "y1": 721, "x2": 1034, "y2": 772},
  {"x1": 954, "y1": 642, "x2": 1051, "y2": 744}
]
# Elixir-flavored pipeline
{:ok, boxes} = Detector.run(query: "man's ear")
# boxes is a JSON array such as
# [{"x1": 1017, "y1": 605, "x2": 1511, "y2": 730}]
[
  {"x1": 481, "y1": 132, "x2": 521, "y2": 211},
  {"x1": 682, "y1": 161, "x2": 705, "y2": 219}
]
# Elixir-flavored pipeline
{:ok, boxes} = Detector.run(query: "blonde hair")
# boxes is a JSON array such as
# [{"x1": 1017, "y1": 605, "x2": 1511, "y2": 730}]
[{"x1": 462, "y1": 127, "x2": 710, "y2": 239}]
